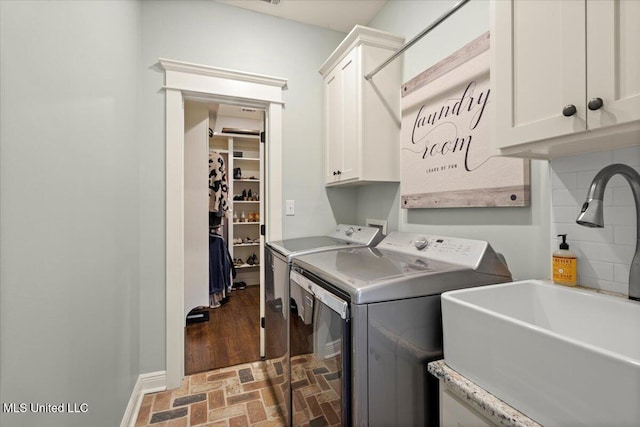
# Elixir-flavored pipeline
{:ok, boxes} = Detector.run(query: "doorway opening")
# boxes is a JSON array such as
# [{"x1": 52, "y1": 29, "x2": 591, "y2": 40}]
[
  {"x1": 183, "y1": 101, "x2": 265, "y2": 375},
  {"x1": 160, "y1": 58, "x2": 286, "y2": 389}
]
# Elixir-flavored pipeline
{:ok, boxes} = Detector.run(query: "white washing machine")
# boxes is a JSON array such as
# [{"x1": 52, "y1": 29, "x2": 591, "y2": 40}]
[{"x1": 289, "y1": 231, "x2": 512, "y2": 426}]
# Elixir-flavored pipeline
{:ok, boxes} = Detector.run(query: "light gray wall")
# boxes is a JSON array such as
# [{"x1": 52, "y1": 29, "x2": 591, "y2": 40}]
[
  {"x1": 0, "y1": 1, "x2": 141, "y2": 426},
  {"x1": 138, "y1": 0, "x2": 348, "y2": 372},
  {"x1": 354, "y1": 0, "x2": 551, "y2": 280}
]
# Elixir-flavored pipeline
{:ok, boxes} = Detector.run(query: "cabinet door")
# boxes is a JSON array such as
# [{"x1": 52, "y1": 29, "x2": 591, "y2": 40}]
[
  {"x1": 441, "y1": 389, "x2": 496, "y2": 427},
  {"x1": 492, "y1": 0, "x2": 586, "y2": 149},
  {"x1": 324, "y1": 49, "x2": 359, "y2": 184},
  {"x1": 587, "y1": 0, "x2": 640, "y2": 129},
  {"x1": 325, "y1": 68, "x2": 343, "y2": 183},
  {"x1": 339, "y1": 49, "x2": 359, "y2": 182}
]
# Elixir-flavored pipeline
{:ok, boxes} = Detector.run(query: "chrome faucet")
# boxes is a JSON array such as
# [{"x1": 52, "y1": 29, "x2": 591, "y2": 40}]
[{"x1": 576, "y1": 164, "x2": 640, "y2": 301}]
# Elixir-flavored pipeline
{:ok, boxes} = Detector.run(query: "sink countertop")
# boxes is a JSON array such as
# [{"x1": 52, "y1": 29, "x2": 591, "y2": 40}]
[{"x1": 428, "y1": 360, "x2": 542, "y2": 427}]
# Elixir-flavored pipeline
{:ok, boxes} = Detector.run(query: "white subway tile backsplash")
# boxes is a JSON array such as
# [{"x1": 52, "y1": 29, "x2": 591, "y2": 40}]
[
  {"x1": 612, "y1": 185, "x2": 635, "y2": 206},
  {"x1": 605, "y1": 205, "x2": 636, "y2": 225},
  {"x1": 554, "y1": 222, "x2": 613, "y2": 244},
  {"x1": 551, "y1": 147, "x2": 637, "y2": 295},
  {"x1": 578, "y1": 259, "x2": 614, "y2": 281},
  {"x1": 590, "y1": 280, "x2": 629, "y2": 295},
  {"x1": 576, "y1": 273, "x2": 600, "y2": 288},
  {"x1": 581, "y1": 167, "x2": 640, "y2": 188},
  {"x1": 612, "y1": 146, "x2": 640, "y2": 166},
  {"x1": 577, "y1": 240, "x2": 633, "y2": 264},
  {"x1": 552, "y1": 206, "x2": 580, "y2": 223},
  {"x1": 613, "y1": 225, "x2": 636, "y2": 245},
  {"x1": 576, "y1": 170, "x2": 598, "y2": 189},
  {"x1": 552, "y1": 189, "x2": 579, "y2": 206},
  {"x1": 614, "y1": 263, "x2": 631, "y2": 284},
  {"x1": 550, "y1": 150, "x2": 613, "y2": 173},
  {"x1": 551, "y1": 171, "x2": 577, "y2": 190}
]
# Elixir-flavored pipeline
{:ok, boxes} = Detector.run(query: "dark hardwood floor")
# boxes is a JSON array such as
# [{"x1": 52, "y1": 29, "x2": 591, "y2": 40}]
[{"x1": 185, "y1": 285, "x2": 261, "y2": 375}]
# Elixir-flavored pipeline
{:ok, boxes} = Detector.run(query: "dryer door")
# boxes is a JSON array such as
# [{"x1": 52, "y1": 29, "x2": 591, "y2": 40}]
[{"x1": 290, "y1": 270, "x2": 351, "y2": 426}]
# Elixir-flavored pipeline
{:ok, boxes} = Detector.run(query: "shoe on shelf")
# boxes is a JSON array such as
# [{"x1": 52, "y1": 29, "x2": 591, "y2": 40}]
[
  {"x1": 248, "y1": 212, "x2": 255, "y2": 222},
  {"x1": 234, "y1": 281, "x2": 247, "y2": 290},
  {"x1": 242, "y1": 189, "x2": 247, "y2": 200}
]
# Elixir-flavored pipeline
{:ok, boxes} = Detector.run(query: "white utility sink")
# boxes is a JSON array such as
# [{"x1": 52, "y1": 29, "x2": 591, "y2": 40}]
[{"x1": 442, "y1": 280, "x2": 640, "y2": 426}]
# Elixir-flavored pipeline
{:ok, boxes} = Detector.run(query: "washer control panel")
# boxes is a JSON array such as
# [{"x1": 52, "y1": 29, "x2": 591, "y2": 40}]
[
  {"x1": 378, "y1": 232, "x2": 489, "y2": 269},
  {"x1": 329, "y1": 224, "x2": 383, "y2": 245}
]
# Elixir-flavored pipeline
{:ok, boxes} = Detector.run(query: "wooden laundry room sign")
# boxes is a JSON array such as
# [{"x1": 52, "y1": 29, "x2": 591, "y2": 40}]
[{"x1": 400, "y1": 32, "x2": 529, "y2": 208}]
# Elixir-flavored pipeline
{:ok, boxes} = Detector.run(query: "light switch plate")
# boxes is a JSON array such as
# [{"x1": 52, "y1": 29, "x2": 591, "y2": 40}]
[{"x1": 286, "y1": 200, "x2": 295, "y2": 216}]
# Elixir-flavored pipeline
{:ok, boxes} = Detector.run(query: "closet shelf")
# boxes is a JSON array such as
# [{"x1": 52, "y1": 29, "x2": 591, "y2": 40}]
[
  {"x1": 210, "y1": 128, "x2": 262, "y2": 290},
  {"x1": 236, "y1": 264, "x2": 260, "y2": 269}
]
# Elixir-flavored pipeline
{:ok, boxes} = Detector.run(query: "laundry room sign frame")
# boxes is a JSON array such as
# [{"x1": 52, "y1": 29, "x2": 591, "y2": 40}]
[{"x1": 400, "y1": 32, "x2": 530, "y2": 208}]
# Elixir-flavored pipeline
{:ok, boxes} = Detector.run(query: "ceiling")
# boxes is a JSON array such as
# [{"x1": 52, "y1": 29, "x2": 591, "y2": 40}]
[{"x1": 214, "y1": 0, "x2": 388, "y2": 33}]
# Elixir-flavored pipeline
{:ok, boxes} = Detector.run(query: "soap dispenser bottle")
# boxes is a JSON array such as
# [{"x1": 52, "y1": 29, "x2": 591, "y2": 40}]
[{"x1": 553, "y1": 234, "x2": 577, "y2": 286}]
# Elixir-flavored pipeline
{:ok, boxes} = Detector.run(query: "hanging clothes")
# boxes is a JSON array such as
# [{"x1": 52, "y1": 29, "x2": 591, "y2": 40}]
[
  {"x1": 208, "y1": 233, "x2": 235, "y2": 306},
  {"x1": 209, "y1": 151, "x2": 229, "y2": 227}
]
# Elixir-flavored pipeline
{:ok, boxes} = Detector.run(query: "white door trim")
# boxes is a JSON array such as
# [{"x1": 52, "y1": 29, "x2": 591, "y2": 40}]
[{"x1": 159, "y1": 58, "x2": 286, "y2": 389}]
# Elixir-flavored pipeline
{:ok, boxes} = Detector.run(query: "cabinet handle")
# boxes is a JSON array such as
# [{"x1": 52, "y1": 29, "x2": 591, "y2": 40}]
[
  {"x1": 337, "y1": 170, "x2": 342, "y2": 175},
  {"x1": 562, "y1": 104, "x2": 577, "y2": 117},
  {"x1": 588, "y1": 97, "x2": 604, "y2": 111},
  {"x1": 333, "y1": 171, "x2": 338, "y2": 176}
]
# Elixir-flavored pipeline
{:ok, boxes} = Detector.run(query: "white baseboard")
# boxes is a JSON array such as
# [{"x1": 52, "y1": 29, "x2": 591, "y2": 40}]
[{"x1": 120, "y1": 371, "x2": 167, "y2": 427}]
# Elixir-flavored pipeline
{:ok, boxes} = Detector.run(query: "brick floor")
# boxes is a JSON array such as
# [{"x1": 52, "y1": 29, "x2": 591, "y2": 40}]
[
  {"x1": 135, "y1": 361, "x2": 286, "y2": 427},
  {"x1": 290, "y1": 354, "x2": 342, "y2": 427}
]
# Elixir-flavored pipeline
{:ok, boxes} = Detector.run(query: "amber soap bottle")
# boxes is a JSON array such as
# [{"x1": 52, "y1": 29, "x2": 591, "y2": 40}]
[{"x1": 553, "y1": 234, "x2": 577, "y2": 286}]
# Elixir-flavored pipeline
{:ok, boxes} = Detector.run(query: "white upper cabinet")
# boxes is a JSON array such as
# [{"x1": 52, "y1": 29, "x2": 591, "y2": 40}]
[
  {"x1": 319, "y1": 26, "x2": 404, "y2": 185},
  {"x1": 491, "y1": 0, "x2": 640, "y2": 158}
]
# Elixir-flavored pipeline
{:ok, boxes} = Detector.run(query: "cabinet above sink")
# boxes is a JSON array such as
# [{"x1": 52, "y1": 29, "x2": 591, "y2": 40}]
[{"x1": 491, "y1": 0, "x2": 640, "y2": 159}]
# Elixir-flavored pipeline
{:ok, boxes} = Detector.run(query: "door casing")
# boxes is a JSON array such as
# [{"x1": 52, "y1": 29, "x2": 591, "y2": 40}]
[{"x1": 160, "y1": 58, "x2": 286, "y2": 389}]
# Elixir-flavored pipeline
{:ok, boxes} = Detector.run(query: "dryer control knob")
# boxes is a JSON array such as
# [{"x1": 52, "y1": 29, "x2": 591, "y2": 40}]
[
  {"x1": 414, "y1": 236, "x2": 428, "y2": 250},
  {"x1": 345, "y1": 227, "x2": 355, "y2": 236}
]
